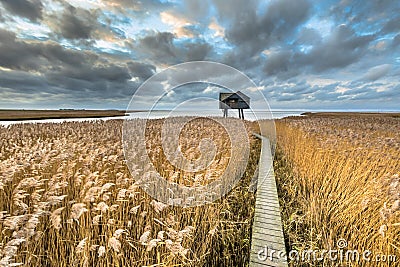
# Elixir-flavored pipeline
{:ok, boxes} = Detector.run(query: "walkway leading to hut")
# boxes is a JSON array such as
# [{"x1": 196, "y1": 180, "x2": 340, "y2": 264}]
[{"x1": 250, "y1": 133, "x2": 287, "y2": 267}]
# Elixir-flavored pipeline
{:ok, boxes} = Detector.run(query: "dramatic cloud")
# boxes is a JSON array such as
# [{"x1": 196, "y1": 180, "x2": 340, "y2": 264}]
[
  {"x1": 0, "y1": 0, "x2": 398, "y2": 110},
  {"x1": 0, "y1": 0, "x2": 43, "y2": 21},
  {"x1": 47, "y1": 4, "x2": 100, "y2": 40},
  {"x1": 181, "y1": 41, "x2": 212, "y2": 61},
  {"x1": 0, "y1": 29, "x2": 42, "y2": 71},
  {"x1": 138, "y1": 31, "x2": 177, "y2": 61},
  {"x1": 219, "y1": 0, "x2": 311, "y2": 55},
  {"x1": 127, "y1": 61, "x2": 156, "y2": 81},
  {"x1": 136, "y1": 31, "x2": 211, "y2": 64},
  {"x1": 300, "y1": 24, "x2": 374, "y2": 71},
  {"x1": 0, "y1": 28, "x2": 142, "y2": 107},
  {"x1": 160, "y1": 11, "x2": 194, "y2": 38},
  {"x1": 264, "y1": 50, "x2": 293, "y2": 76}
]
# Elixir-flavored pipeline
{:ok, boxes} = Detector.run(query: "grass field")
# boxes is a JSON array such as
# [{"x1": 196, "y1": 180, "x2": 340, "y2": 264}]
[
  {"x1": 301, "y1": 112, "x2": 400, "y2": 118},
  {"x1": 0, "y1": 113, "x2": 398, "y2": 266},
  {"x1": 0, "y1": 118, "x2": 261, "y2": 266},
  {"x1": 275, "y1": 114, "x2": 400, "y2": 266}
]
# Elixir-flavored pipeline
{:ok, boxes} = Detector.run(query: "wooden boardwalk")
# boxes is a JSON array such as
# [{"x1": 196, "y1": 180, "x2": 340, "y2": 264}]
[{"x1": 250, "y1": 134, "x2": 287, "y2": 267}]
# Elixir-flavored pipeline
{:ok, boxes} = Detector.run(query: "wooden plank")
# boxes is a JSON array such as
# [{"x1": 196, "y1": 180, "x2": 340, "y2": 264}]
[{"x1": 249, "y1": 134, "x2": 288, "y2": 267}]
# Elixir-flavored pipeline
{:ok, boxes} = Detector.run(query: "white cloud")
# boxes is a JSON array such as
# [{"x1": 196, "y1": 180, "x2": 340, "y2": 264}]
[
  {"x1": 247, "y1": 86, "x2": 265, "y2": 92},
  {"x1": 306, "y1": 17, "x2": 334, "y2": 39},
  {"x1": 64, "y1": 0, "x2": 104, "y2": 10},
  {"x1": 335, "y1": 86, "x2": 350, "y2": 93},
  {"x1": 203, "y1": 85, "x2": 219, "y2": 93},
  {"x1": 160, "y1": 11, "x2": 194, "y2": 38},
  {"x1": 208, "y1": 18, "x2": 225, "y2": 38}
]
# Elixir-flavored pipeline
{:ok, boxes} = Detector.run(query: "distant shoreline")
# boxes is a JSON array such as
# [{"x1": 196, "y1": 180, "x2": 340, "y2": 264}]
[
  {"x1": 0, "y1": 109, "x2": 128, "y2": 121},
  {"x1": 1, "y1": 109, "x2": 400, "y2": 122},
  {"x1": 301, "y1": 111, "x2": 400, "y2": 118}
]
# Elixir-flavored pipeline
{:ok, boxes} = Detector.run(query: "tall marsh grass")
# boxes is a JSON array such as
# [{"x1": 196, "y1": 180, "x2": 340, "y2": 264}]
[
  {"x1": 275, "y1": 116, "x2": 400, "y2": 266},
  {"x1": 0, "y1": 118, "x2": 260, "y2": 266}
]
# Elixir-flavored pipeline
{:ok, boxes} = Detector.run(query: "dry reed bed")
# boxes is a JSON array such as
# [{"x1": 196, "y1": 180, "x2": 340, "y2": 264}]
[
  {"x1": 275, "y1": 116, "x2": 400, "y2": 266},
  {"x1": 143, "y1": 118, "x2": 233, "y2": 186},
  {"x1": 0, "y1": 118, "x2": 260, "y2": 266}
]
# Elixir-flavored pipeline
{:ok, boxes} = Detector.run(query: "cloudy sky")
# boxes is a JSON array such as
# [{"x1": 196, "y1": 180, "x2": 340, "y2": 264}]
[{"x1": 0, "y1": 0, "x2": 399, "y2": 110}]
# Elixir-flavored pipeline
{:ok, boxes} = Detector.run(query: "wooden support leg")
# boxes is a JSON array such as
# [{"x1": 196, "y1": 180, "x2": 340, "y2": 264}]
[{"x1": 223, "y1": 109, "x2": 228, "y2": 118}]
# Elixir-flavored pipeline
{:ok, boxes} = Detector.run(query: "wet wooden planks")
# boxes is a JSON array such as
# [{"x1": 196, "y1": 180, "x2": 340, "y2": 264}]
[{"x1": 250, "y1": 133, "x2": 287, "y2": 267}]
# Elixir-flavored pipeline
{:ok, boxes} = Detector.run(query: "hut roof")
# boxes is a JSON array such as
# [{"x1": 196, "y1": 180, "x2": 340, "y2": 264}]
[{"x1": 219, "y1": 91, "x2": 249, "y2": 102}]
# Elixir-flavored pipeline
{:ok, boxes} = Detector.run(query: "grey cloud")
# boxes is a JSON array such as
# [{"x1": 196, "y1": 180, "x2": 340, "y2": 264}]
[
  {"x1": 181, "y1": 42, "x2": 212, "y2": 61},
  {"x1": 347, "y1": 86, "x2": 400, "y2": 101},
  {"x1": 330, "y1": 0, "x2": 398, "y2": 26},
  {"x1": 134, "y1": 62, "x2": 260, "y2": 110},
  {"x1": 44, "y1": 73, "x2": 136, "y2": 99},
  {"x1": 0, "y1": 29, "x2": 138, "y2": 103},
  {"x1": 268, "y1": 81, "x2": 315, "y2": 101},
  {"x1": 263, "y1": 49, "x2": 303, "y2": 80},
  {"x1": 0, "y1": 29, "x2": 99, "y2": 71},
  {"x1": 212, "y1": 0, "x2": 257, "y2": 19},
  {"x1": 39, "y1": 42, "x2": 97, "y2": 68},
  {"x1": 305, "y1": 81, "x2": 400, "y2": 103},
  {"x1": 300, "y1": 24, "x2": 374, "y2": 71},
  {"x1": 264, "y1": 51, "x2": 292, "y2": 75},
  {"x1": 0, "y1": 70, "x2": 49, "y2": 94},
  {"x1": 48, "y1": 4, "x2": 100, "y2": 40},
  {"x1": 362, "y1": 64, "x2": 392, "y2": 81},
  {"x1": 0, "y1": 29, "x2": 42, "y2": 70},
  {"x1": 212, "y1": 0, "x2": 311, "y2": 74},
  {"x1": 50, "y1": 65, "x2": 131, "y2": 83},
  {"x1": 219, "y1": 0, "x2": 397, "y2": 82},
  {"x1": 223, "y1": 8, "x2": 259, "y2": 51},
  {"x1": 285, "y1": 83, "x2": 315, "y2": 95},
  {"x1": 256, "y1": 1, "x2": 398, "y2": 80},
  {"x1": 392, "y1": 34, "x2": 400, "y2": 47},
  {"x1": 138, "y1": 32, "x2": 176, "y2": 61},
  {"x1": 42, "y1": 56, "x2": 135, "y2": 99},
  {"x1": 350, "y1": 82, "x2": 398, "y2": 97},
  {"x1": 217, "y1": 0, "x2": 311, "y2": 56},
  {"x1": 0, "y1": 0, "x2": 398, "y2": 109},
  {"x1": 309, "y1": 83, "x2": 344, "y2": 102},
  {"x1": 182, "y1": 0, "x2": 210, "y2": 21},
  {"x1": 380, "y1": 16, "x2": 400, "y2": 35},
  {"x1": 295, "y1": 27, "x2": 322, "y2": 45},
  {"x1": 137, "y1": 31, "x2": 212, "y2": 64},
  {"x1": 0, "y1": 0, "x2": 43, "y2": 21},
  {"x1": 221, "y1": 49, "x2": 262, "y2": 71},
  {"x1": 163, "y1": 82, "x2": 211, "y2": 103},
  {"x1": 275, "y1": 94, "x2": 301, "y2": 102},
  {"x1": 266, "y1": 0, "x2": 311, "y2": 35},
  {"x1": 266, "y1": 80, "x2": 351, "y2": 103},
  {"x1": 127, "y1": 61, "x2": 156, "y2": 80}
]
